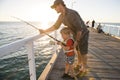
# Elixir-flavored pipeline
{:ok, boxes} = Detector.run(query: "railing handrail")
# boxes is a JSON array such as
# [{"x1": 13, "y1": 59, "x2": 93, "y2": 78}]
[
  {"x1": 0, "y1": 34, "x2": 43, "y2": 57},
  {"x1": 0, "y1": 33, "x2": 46, "y2": 80},
  {"x1": 93, "y1": 23, "x2": 120, "y2": 39}
]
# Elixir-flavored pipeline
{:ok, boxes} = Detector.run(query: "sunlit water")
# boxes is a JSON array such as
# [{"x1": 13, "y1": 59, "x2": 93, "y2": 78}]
[{"x1": 0, "y1": 22, "x2": 57, "y2": 80}]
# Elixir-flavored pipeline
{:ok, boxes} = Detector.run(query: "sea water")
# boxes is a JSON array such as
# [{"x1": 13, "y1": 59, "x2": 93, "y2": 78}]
[{"x1": 0, "y1": 22, "x2": 56, "y2": 80}]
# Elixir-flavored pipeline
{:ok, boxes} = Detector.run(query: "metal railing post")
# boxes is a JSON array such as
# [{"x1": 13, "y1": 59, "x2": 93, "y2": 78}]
[
  {"x1": 26, "y1": 42, "x2": 36, "y2": 80},
  {"x1": 108, "y1": 25, "x2": 110, "y2": 34},
  {"x1": 118, "y1": 27, "x2": 120, "y2": 37}
]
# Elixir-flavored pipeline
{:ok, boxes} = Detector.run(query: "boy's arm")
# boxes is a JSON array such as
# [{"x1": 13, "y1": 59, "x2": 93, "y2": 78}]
[
  {"x1": 57, "y1": 42, "x2": 68, "y2": 50},
  {"x1": 61, "y1": 43, "x2": 70, "y2": 50},
  {"x1": 39, "y1": 26, "x2": 56, "y2": 34}
]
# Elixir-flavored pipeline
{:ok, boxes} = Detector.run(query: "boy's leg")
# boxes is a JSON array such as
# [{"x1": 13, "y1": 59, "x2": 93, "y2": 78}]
[
  {"x1": 62, "y1": 63, "x2": 70, "y2": 78},
  {"x1": 65, "y1": 63, "x2": 69, "y2": 74},
  {"x1": 62, "y1": 56, "x2": 69, "y2": 78},
  {"x1": 69, "y1": 64, "x2": 75, "y2": 77},
  {"x1": 67, "y1": 56, "x2": 76, "y2": 79}
]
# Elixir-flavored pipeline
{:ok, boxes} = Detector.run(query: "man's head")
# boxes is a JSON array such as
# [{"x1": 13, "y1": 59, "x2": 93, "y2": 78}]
[
  {"x1": 51, "y1": 0, "x2": 66, "y2": 13},
  {"x1": 51, "y1": 0, "x2": 65, "y2": 8}
]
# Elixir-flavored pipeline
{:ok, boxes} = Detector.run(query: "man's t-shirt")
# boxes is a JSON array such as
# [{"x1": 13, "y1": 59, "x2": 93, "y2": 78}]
[{"x1": 53, "y1": 8, "x2": 88, "y2": 40}]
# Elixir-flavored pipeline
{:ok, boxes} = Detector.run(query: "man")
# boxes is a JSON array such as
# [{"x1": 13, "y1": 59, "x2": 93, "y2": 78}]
[
  {"x1": 97, "y1": 23, "x2": 103, "y2": 33},
  {"x1": 39, "y1": 0, "x2": 89, "y2": 74}
]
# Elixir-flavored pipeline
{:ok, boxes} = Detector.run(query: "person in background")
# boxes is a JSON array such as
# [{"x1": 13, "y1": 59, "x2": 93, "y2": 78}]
[
  {"x1": 39, "y1": 0, "x2": 89, "y2": 74},
  {"x1": 58, "y1": 27, "x2": 75, "y2": 79},
  {"x1": 92, "y1": 20, "x2": 95, "y2": 28},
  {"x1": 97, "y1": 23, "x2": 103, "y2": 33}
]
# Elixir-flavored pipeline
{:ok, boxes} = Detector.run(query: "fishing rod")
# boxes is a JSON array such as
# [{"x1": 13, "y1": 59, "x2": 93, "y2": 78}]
[
  {"x1": 12, "y1": 16, "x2": 66, "y2": 46},
  {"x1": 12, "y1": 16, "x2": 39, "y2": 30}
]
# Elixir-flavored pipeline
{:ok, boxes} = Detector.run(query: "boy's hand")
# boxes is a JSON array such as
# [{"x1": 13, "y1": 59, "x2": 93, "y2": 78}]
[
  {"x1": 57, "y1": 41, "x2": 66, "y2": 47},
  {"x1": 57, "y1": 41, "x2": 61, "y2": 45}
]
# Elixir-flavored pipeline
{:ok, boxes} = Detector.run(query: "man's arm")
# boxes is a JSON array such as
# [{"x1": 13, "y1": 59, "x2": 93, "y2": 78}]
[
  {"x1": 39, "y1": 14, "x2": 63, "y2": 34},
  {"x1": 44, "y1": 26, "x2": 56, "y2": 33},
  {"x1": 76, "y1": 31, "x2": 82, "y2": 41},
  {"x1": 39, "y1": 26, "x2": 56, "y2": 34}
]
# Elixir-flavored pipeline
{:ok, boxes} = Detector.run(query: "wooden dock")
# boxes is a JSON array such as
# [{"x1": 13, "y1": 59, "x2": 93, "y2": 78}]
[{"x1": 40, "y1": 28, "x2": 120, "y2": 80}]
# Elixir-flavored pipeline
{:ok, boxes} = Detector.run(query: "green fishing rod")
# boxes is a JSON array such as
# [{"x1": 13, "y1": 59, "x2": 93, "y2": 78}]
[{"x1": 12, "y1": 16, "x2": 66, "y2": 46}]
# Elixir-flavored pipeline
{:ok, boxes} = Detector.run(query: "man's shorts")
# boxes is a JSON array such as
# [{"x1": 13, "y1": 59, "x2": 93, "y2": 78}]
[
  {"x1": 76, "y1": 31, "x2": 89, "y2": 55},
  {"x1": 65, "y1": 55, "x2": 75, "y2": 65}
]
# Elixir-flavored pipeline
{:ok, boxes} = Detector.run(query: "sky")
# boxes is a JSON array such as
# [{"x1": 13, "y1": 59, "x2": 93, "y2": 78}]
[{"x1": 0, "y1": 0, "x2": 120, "y2": 23}]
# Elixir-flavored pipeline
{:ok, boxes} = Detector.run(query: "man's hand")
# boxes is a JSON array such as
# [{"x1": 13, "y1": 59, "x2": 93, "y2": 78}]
[{"x1": 39, "y1": 29, "x2": 45, "y2": 34}]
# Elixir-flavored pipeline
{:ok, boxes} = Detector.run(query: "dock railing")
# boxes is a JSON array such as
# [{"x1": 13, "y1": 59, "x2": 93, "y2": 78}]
[
  {"x1": 93, "y1": 23, "x2": 120, "y2": 38},
  {"x1": 0, "y1": 31, "x2": 58, "y2": 80},
  {"x1": 101, "y1": 24, "x2": 120, "y2": 37}
]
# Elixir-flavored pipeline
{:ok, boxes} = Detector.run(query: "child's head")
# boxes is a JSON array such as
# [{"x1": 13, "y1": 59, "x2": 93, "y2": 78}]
[{"x1": 60, "y1": 27, "x2": 71, "y2": 40}]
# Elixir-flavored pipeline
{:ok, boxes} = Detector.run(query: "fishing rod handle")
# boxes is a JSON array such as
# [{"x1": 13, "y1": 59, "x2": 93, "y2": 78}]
[
  {"x1": 62, "y1": 42, "x2": 66, "y2": 46},
  {"x1": 57, "y1": 41, "x2": 66, "y2": 46}
]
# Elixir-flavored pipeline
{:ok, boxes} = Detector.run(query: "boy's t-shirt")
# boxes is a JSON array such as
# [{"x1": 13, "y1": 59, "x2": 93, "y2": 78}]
[{"x1": 65, "y1": 39, "x2": 74, "y2": 56}]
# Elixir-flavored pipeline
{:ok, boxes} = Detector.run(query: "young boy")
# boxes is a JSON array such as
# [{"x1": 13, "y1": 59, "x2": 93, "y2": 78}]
[{"x1": 58, "y1": 27, "x2": 75, "y2": 79}]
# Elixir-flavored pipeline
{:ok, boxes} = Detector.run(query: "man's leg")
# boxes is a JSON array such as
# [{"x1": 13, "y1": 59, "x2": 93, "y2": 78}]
[
  {"x1": 80, "y1": 32, "x2": 89, "y2": 72},
  {"x1": 77, "y1": 51, "x2": 82, "y2": 66},
  {"x1": 81, "y1": 54, "x2": 87, "y2": 72},
  {"x1": 77, "y1": 51, "x2": 87, "y2": 71}
]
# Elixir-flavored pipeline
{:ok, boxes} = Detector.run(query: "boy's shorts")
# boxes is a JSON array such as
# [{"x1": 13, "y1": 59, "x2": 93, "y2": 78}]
[{"x1": 65, "y1": 55, "x2": 75, "y2": 65}]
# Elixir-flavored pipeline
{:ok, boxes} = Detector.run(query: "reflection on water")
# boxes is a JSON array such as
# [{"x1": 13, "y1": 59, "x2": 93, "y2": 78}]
[
  {"x1": 0, "y1": 22, "x2": 55, "y2": 80},
  {"x1": 0, "y1": 22, "x2": 39, "y2": 46}
]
